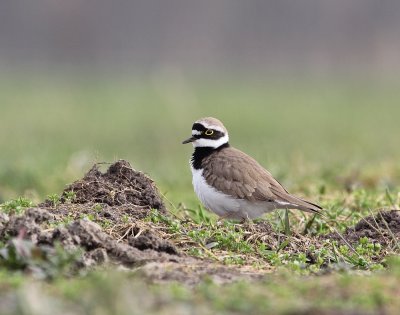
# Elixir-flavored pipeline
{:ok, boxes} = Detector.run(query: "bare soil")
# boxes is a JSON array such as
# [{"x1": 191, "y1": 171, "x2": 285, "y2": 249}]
[{"x1": 329, "y1": 210, "x2": 400, "y2": 247}]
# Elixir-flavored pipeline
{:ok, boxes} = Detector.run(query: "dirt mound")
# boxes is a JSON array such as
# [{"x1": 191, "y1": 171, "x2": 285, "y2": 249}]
[
  {"x1": 0, "y1": 161, "x2": 178, "y2": 271},
  {"x1": 333, "y1": 210, "x2": 400, "y2": 246},
  {"x1": 42, "y1": 160, "x2": 165, "y2": 214}
]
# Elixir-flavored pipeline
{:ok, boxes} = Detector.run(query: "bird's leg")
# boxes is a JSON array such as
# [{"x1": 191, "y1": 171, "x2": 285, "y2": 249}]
[
  {"x1": 240, "y1": 214, "x2": 253, "y2": 228},
  {"x1": 240, "y1": 217, "x2": 251, "y2": 224},
  {"x1": 284, "y1": 208, "x2": 291, "y2": 236},
  {"x1": 216, "y1": 213, "x2": 230, "y2": 225}
]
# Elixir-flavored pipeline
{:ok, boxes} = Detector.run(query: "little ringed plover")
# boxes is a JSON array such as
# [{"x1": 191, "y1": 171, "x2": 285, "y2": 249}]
[{"x1": 182, "y1": 117, "x2": 322, "y2": 220}]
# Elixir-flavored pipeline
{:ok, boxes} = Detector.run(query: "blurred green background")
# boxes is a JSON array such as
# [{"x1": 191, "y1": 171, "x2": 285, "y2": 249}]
[{"x1": 1, "y1": 77, "x2": 399, "y2": 209}]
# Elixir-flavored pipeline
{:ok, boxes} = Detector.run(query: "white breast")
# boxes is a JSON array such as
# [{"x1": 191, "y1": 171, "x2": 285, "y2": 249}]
[{"x1": 191, "y1": 166, "x2": 240, "y2": 217}]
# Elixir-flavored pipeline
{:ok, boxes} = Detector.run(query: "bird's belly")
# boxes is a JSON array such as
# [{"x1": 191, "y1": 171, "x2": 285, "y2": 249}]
[
  {"x1": 191, "y1": 168, "x2": 240, "y2": 217},
  {"x1": 237, "y1": 200, "x2": 278, "y2": 219}
]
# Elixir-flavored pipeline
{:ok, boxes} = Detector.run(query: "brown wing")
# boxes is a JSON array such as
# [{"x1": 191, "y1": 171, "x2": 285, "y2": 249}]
[{"x1": 202, "y1": 147, "x2": 321, "y2": 213}]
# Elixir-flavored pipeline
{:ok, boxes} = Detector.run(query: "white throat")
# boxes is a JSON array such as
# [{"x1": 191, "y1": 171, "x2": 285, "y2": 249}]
[{"x1": 192, "y1": 134, "x2": 229, "y2": 148}]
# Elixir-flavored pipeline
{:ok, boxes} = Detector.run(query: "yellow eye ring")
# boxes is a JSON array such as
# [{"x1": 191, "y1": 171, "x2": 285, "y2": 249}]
[{"x1": 205, "y1": 129, "x2": 214, "y2": 136}]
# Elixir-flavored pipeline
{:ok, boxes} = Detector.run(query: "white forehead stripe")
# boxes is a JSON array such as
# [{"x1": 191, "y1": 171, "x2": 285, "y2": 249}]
[
  {"x1": 192, "y1": 130, "x2": 202, "y2": 136},
  {"x1": 208, "y1": 125, "x2": 225, "y2": 133}
]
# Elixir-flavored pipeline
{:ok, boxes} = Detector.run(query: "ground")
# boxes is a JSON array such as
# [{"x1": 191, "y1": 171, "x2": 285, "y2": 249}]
[
  {"x1": 1, "y1": 160, "x2": 400, "y2": 314},
  {"x1": 0, "y1": 79, "x2": 400, "y2": 314}
]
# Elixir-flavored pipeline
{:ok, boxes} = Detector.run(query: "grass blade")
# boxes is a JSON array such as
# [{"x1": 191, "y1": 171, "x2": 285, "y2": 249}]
[{"x1": 284, "y1": 209, "x2": 291, "y2": 236}]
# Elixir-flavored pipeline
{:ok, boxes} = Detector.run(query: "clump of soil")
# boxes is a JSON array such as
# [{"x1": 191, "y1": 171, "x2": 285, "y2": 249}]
[
  {"x1": 41, "y1": 160, "x2": 165, "y2": 216},
  {"x1": 128, "y1": 229, "x2": 178, "y2": 255},
  {"x1": 331, "y1": 210, "x2": 400, "y2": 247}
]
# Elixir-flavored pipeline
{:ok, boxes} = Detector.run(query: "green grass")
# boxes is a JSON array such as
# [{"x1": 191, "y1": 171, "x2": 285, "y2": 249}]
[
  {"x1": 1, "y1": 76, "x2": 400, "y2": 313},
  {"x1": 147, "y1": 207, "x2": 390, "y2": 271},
  {"x1": 0, "y1": 197, "x2": 33, "y2": 215}
]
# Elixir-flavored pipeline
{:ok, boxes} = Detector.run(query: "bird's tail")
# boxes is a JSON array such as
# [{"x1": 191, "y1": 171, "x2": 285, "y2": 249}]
[
  {"x1": 270, "y1": 186, "x2": 323, "y2": 215},
  {"x1": 294, "y1": 198, "x2": 323, "y2": 215}
]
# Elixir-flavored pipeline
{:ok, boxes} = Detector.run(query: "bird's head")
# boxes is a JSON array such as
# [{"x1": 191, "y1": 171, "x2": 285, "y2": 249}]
[{"x1": 182, "y1": 117, "x2": 229, "y2": 149}]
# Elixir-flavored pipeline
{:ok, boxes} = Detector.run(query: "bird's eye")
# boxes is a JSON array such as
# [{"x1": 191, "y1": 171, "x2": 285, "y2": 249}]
[{"x1": 205, "y1": 129, "x2": 214, "y2": 136}]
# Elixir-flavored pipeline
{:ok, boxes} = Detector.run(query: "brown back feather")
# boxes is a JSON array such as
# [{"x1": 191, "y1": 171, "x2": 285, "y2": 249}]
[{"x1": 202, "y1": 146, "x2": 321, "y2": 213}]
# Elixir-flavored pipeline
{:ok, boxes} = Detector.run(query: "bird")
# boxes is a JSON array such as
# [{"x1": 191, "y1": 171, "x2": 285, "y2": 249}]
[{"x1": 182, "y1": 117, "x2": 322, "y2": 220}]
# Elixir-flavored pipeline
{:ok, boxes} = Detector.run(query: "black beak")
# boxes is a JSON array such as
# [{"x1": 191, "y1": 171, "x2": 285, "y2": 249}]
[{"x1": 182, "y1": 136, "x2": 196, "y2": 144}]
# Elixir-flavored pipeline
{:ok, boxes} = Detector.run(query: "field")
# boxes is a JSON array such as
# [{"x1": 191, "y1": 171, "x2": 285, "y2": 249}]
[{"x1": 1, "y1": 77, "x2": 400, "y2": 314}]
